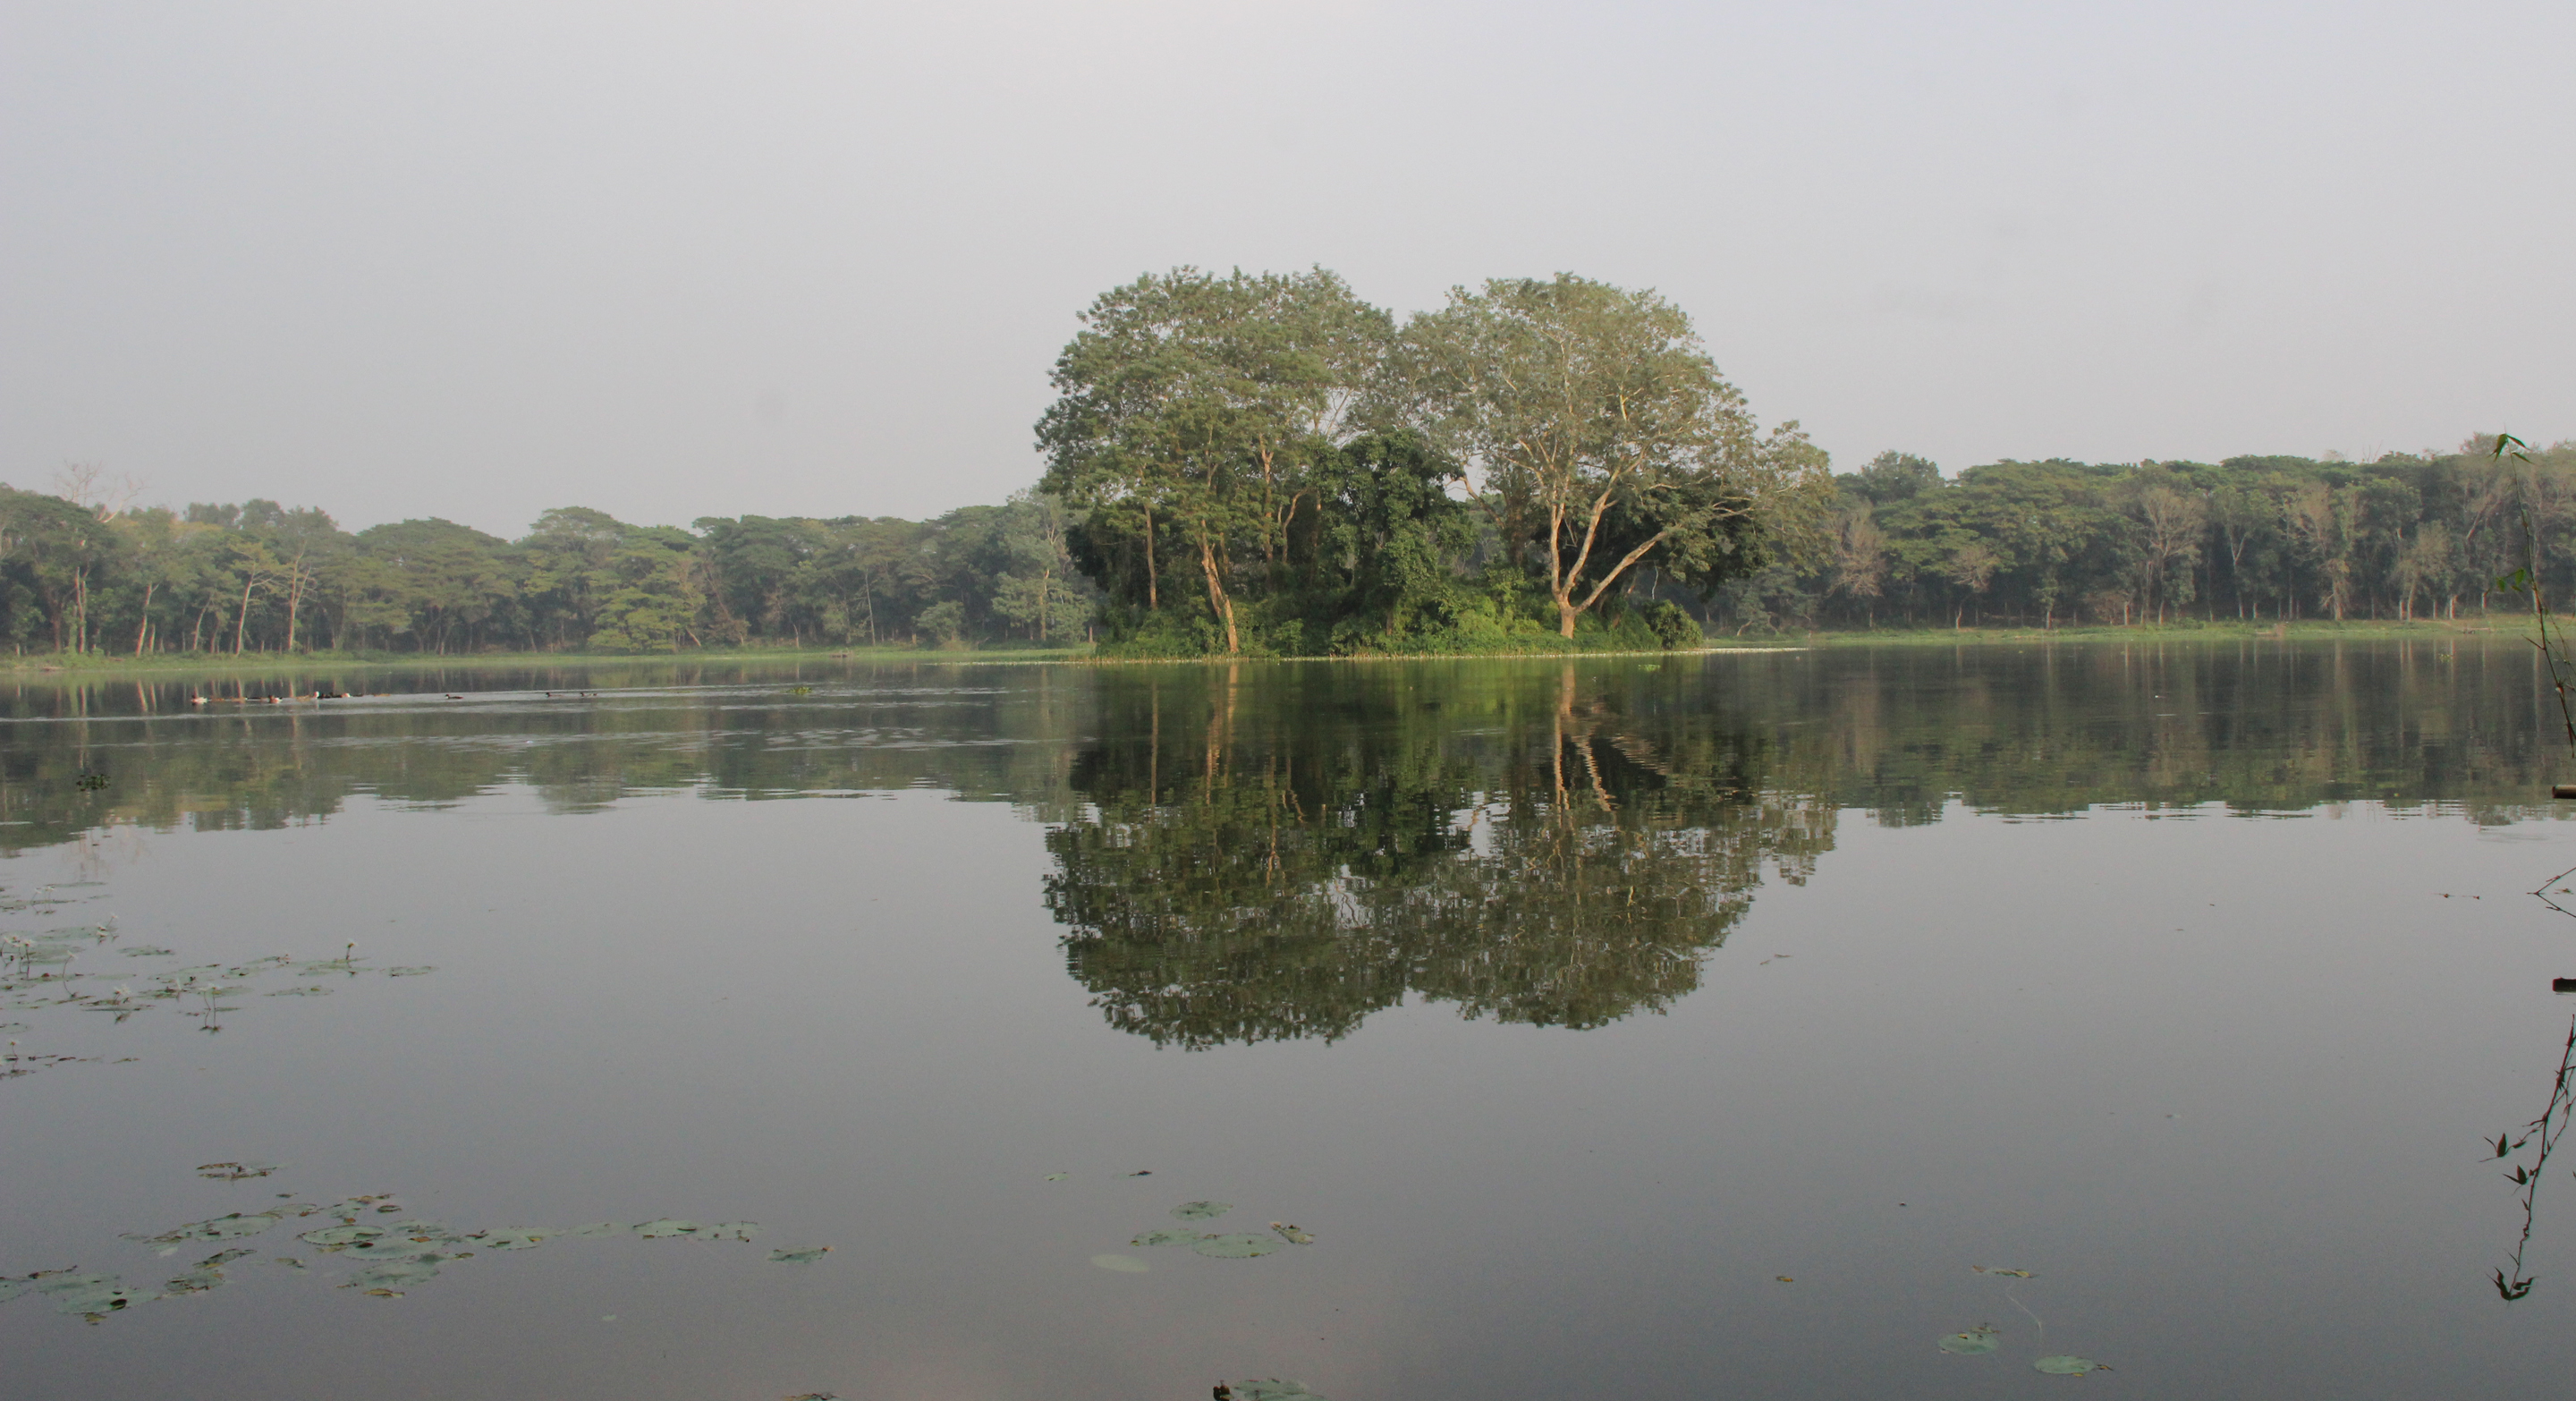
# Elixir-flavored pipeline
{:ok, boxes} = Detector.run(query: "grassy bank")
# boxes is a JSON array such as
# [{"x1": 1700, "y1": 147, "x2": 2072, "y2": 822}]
[
  {"x1": 0, "y1": 617, "x2": 2525, "y2": 684},
  {"x1": 1785, "y1": 618, "x2": 2525, "y2": 646},
  {"x1": 0, "y1": 642, "x2": 1096, "y2": 680}
]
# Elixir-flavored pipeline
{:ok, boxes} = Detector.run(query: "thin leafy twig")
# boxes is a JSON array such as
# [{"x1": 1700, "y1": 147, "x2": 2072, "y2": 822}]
[{"x1": 2495, "y1": 1015, "x2": 2576, "y2": 1301}]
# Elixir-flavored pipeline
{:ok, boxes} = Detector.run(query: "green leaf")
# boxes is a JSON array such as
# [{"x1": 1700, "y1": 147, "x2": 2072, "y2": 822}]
[
  {"x1": 1190, "y1": 1233, "x2": 1278, "y2": 1259},
  {"x1": 1171, "y1": 1201, "x2": 1233, "y2": 1221},
  {"x1": 1937, "y1": 1325, "x2": 2000, "y2": 1355},
  {"x1": 2033, "y1": 1355, "x2": 2109, "y2": 1375}
]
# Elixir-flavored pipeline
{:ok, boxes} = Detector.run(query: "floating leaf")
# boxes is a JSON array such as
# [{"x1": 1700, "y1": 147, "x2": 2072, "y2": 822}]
[
  {"x1": 195, "y1": 1161, "x2": 279, "y2": 1181},
  {"x1": 1238, "y1": 1381, "x2": 1326, "y2": 1401},
  {"x1": 1270, "y1": 1223, "x2": 1314, "y2": 1245},
  {"x1": 1191, "y1": 1234, "x2": 1278, "y2": 1259},
  {"x1": 2033, "y1": 1356, "x2": 2109, "y2": 1376},
  {"x1": 160, "y1": 1269, "x2": 228, "y2": 1296},
  {"x1": 768, "y1": 1247, "x2": 830, "y2": 1264},
  {"x1": 1090, "y1": 1253, "x2": 1150, "y2": 1273},
  {"x1": 345, "y1": 1255, "x2": 449, "y2": 1290},
  {"x1": 121, "y1": 947, "x2": 174, "y2": 958},
  {"x1": 565, "y1": 1222, "x2": 631, "y2": 1238},
  {"x1": 635, "y1": 1219, "x2": 703, "y2": 1239},
  {"x1": 1171, "y1": 1201, "x2": 1233, "y2": 1221},
  {"x1": 155, "y1": 1210, "x2": 288, "y2": 1243},
  {"x1": 196, "y1": 1248, "x2": 256, "y2": 1269},
  {"x1": 476, "y1": 1228, "x2": 558, "y2": 1252},
  {"x1": 1937, "y1": 1325, "x2": 2001, "y2": 1355},
  {"x1": 300, "y1": 1225, "x2": 386, "y2": 1246},
  {"x1": 1131, "y1": 1229, "x2": 1203, "y2": 1247},
  {"x1": 386, "y1": 967, "x2": 436, "y2": 977},
  {"x1": 38, "y1": 1272, "x2": 159, "y2": 1317}
]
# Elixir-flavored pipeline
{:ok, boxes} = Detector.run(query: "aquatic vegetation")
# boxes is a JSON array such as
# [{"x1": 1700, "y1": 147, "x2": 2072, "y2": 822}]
[
  {"x1": 1936, "y1": 1324, "x2": 2000, "y2": 1355},
  {"x1": 1268, "y1": 1223, "x2": 1312, "y2": 1244},
  {"x1": 1189, "y1": 1234, "x2": 1277, "y2": 1259},
  {"x1": 1130, "y1": 1229, "x2": 1203, "y2": 1247},
  {"x1": 2032, "y1": 1355, "x2": 2109, "y2": 1375},
  {"x1": 1234, "y1": 1380, "x2": 1327, "y2": 1401},
  {"x1": 0, "y1": 899, "x2": 437, "y2": 1079},
  {"x1": 1, "y1": 1168, "x2": 801, "y2": 1325},
  {"x1": 1170, "y1": 1201, "x2": 1231, "y2": 1220}
]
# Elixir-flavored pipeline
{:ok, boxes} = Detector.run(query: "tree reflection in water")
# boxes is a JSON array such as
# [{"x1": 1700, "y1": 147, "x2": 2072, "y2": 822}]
[{"x1": 1044, "y1": 663, "x2": 1836, "y2": 1049}]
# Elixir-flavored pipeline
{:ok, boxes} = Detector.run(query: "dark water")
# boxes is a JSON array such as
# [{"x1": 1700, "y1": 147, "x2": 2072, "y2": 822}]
[{"x1": 4, "y1": 641, "x2": 2575, "y2": 1398}]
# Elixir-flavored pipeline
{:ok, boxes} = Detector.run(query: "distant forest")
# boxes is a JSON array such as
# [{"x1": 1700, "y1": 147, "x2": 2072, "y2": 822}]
[
  {"x1": 3, "y1": 438, "x2": 2570, "y2": 659},
  {"x1": 1727, "y1": 437, "x2": 2576, "y2": 633}
]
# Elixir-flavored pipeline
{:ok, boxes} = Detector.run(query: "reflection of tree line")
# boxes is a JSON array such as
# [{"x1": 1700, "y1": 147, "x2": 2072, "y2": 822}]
[
  {"x1": 0, "y1": 643, "x2": 2562, "y2": 858},
  {"x1": 1045, "y1": 665, "x2": 1835, "y2": 1047}
]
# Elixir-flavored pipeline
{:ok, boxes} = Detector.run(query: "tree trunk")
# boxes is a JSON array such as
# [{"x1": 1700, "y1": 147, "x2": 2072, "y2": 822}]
[
  {"x1": 1197, "y1": 531, "x2": 1237, "y2": 653},
  {"x1": 1144, "y1": 508, "x2": 1158, "y2": 610},
  {"x1": 132, "y1": 582, "x2": 157, "y2": 656}
]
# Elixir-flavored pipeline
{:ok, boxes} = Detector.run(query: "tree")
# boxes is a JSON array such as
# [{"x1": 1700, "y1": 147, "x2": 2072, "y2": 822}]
[
  {"x1": 1038, "y1": 267, "x2": 1389, "y2": 652},
  {"x1": 1405, "y1": 275, "x2": 1829, "y2": 637}
]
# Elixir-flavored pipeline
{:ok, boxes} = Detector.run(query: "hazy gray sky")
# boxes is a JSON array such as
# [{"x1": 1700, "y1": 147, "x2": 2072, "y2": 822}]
[{"x1": 4, "y1": 0, "x2": 2570, "y2": 538}]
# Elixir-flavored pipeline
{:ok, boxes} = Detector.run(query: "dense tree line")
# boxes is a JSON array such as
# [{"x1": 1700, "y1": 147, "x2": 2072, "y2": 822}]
[
  {"x1": 1710, "y1": 437, "x2": 2576, "y2": 633},
  {"x1": 0, "y1": 485, "x2": 1095, "y2": 656}
]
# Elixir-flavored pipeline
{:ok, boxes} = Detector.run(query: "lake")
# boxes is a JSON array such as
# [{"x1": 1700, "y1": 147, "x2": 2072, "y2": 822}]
[{"x1": 4, "y1": 640, "x2": 2574, "y2": 1399}]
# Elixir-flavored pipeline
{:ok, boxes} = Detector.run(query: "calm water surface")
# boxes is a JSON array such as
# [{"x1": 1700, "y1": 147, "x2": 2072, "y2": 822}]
[{"x1": 4, "y1": 641, "x2": 2575, "y2": 1399}]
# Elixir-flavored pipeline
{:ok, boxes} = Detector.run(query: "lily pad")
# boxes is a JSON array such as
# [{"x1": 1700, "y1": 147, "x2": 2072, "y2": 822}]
[
  {"x1": 386, "y1": 966, "x2": 436, "y2": 977},
  {"x1": 1937, "y1": 1325, "x2": 2001, "y2": 1355},
  {"x1": 160, "y1": 1268, "x2": 228, "y2": 1296},
  {"x1": 635, "y1": 1219, "x2": 701, "y2": 1238},
  {"x1": 768, "y1": 1247, "x2": 831, "y2": 1264},
  {"x1": 1090, "y1": 1253, "x2": 1150, "y2": 1272},
  {"x1": 346, "y1": 1255, "x2": 449, "y2": 1290},
  {"x1": 1238, "y1": 1381, "x2": 1326, "y2": 1401},
  {"x1": 196, "y1": 1248, "x2": 257, "y2": 1269},
  {"x1": 1131, "y1": 1229, "x2": 1204, "y2": 1247},
  {"x1": 300, "y1": 1225, "x2": 387, "y2": 1246},
  {"x1": 195, "y1": 1161, "x2": 279, "y2": 1181},
  {"x1": 1171, "y1": 1201, "x2": 1233, "y2": 1221},
  {"x1": 162, "y1": 1210, "x2": 287, "y2": 1242},
  {"x1": 476, "y1": 1228, "x2": 558, "y2": 1252},
  {"x1": 1270, "y1": 1223, "x2": 1314, "y2": 1244},
  {"x1": 2033, "y1": 1356, "x2": 2109, "y2": 1376},
  {"x1": 1190, "y1": 1233, "x2": 1278, "y2": 1259},
  {"x1": 565, "y1": 1222, "x2": 631, "y2": 1238},
  {"x1": 121, "y1": 947, "x2": 175, "y2": 957},
  {"x1": 38, "y1": 1272, "x2": 158, "y2": 1316}
]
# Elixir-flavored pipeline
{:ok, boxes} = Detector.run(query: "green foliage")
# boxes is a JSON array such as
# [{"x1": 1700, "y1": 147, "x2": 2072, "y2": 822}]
[
  {"x1": 1758, "y1": 437, "x2": 2576, "y2": 632},
  {"x1": 1042, "y1": 266, "x2": 1823, "y2": 656}
]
